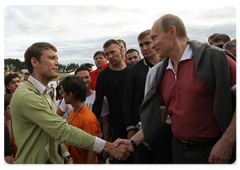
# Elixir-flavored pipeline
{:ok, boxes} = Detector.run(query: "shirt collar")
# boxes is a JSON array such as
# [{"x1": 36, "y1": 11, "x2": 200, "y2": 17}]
[
  {"x1": 143, "y1": 58, "x2": 154, "y2": 68},
  {"x1": 166, "y1": 44, "x2": 193, "y2": 70},
  {"x1": 28, "y1": 75, "x2": 51, "y2": 94}
]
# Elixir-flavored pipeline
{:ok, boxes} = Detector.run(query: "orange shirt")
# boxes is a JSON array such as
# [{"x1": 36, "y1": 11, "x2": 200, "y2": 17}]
[{"x1": 65, "y1": 106, "x2": 101, "y2": 164}]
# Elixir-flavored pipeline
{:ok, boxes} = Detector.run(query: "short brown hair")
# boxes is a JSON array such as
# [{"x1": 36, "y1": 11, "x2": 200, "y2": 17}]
[
  {"x1": 60, "y1": 75, "x2": 86, "y2": 102},
  {"x1": 138, "y1": 29, "x2": 150, "y2": 41},
  {"x1": 117, "y1": 39, "x2": 126, "y2": 48},
  {"x1": 93, "y1": 51, "x2": 106, "y2": 59},
  {"x1": 103, "y1": 39, "x2": 121, "y2": 49},
  {"x1": 208, "y1": 33, "x2": 219, "y2": 44},
  {"x1": 160, "y1": 14, "x2": 187, "y2": 39},
  {"x1": 24, "y1": 42, "x2": 57, "y2": 73}
]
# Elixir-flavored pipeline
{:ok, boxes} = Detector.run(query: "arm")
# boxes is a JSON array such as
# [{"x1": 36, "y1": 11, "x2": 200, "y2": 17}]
[
  {"x1": 122, "y1": 68, "x2": 137, "y2": 138},
  {"x1": 4, "y1": 105, "x2": 13, "y2": 144},
  {"x1": 209, "y1": 90, "x2": 236, "y2": 164},
  {"x1": 19, "y1": 94, "x2": 97, "y2": 151},
  {"x1": 56, "y1": 107, "x2": 65, "y2": 117},
  {"x1": 101, "y1": 115, "x2": 110, "y2": 142},
  {"x1": 100, "y1": 98, "x2": 110, "y2": 160},
  {"x1": 115, "y1": 109, "x2": 167, "y2": 149},
  {"x1": 101, "y1": 116, "x2": 110, "y2": 160},
  {"x1": 103, "y1": 140, "x2": 133, "y2": 161},
  {"x1": 4, "y1": 156, "x2": 13, "y2": 164},
  {"x1": 4, "y1": 122, "x2": 13, "y2": 164},
  {"x1": 86, "y1": 150, "x2": 97, "y2": 163},
  {"x1": 101, "y1": 97, "x2": 110, "y2": 142},
  {"x1": 93, "y1": 74, "x2": 105, "y2": 119},
  {"x1": 131, "y1": 108, "x2": 167, "y2": 147},
  {"x1": 56, "y1": 98, "x2": 72, "y2": 117}
]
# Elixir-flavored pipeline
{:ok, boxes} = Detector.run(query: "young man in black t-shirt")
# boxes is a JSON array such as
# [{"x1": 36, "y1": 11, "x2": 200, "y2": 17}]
[{"x1": 92, "y1": 39, "x2": 132, "y2": 163}]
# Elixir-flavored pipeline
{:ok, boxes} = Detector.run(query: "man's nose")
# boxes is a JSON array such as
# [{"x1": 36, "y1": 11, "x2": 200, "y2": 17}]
[
  {"x1": 151, "y1": 42, "x2": 156, "y2": 49},
  {"x1": 55, "y1": 59, "x2": 60, "y2": 66}
]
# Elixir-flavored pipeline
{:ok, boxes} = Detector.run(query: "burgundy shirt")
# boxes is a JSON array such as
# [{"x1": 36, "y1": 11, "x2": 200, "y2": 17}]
[{"x1": 159, "y1": 45, "x2": 236, "y2": 142}]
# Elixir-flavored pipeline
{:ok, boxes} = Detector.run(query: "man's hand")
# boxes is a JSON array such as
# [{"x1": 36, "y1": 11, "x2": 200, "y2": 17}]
[
  {"x1": 208, "y1": 138, "x2": 234, "y2": 164},
  {"x1": 209, "y1": 106, "x2": 236, "y2": 164},
  {"x1": 143, "y1": 142, "x2": 153, "y2": 151},
  {"x1": 113, "y1": 138, "x2": 134, "y2": 152},
  {"x1": 65, "y1": 157, "x2": 74, "y2": 164},
  {"x1": 103, "y1": 139, "x2": 134, "y2": 161}
]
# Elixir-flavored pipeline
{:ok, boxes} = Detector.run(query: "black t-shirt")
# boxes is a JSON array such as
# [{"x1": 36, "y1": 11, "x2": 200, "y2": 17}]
[{"x1": 93, "y1": 64, "x2": 131, "y2": 127}]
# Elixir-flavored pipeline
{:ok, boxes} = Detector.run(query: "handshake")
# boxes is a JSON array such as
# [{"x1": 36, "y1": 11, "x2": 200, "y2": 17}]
[{"x1": 103, "y1": 138, "x2": 135, "y2": 161}]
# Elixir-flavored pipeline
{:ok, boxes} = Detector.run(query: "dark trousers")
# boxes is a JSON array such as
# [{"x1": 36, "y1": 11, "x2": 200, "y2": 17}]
[
  {"x1": 172, "y1": 137, "x2": 236, "y2": 164},
  {"x1": 132, "y1": 143, "x2": 154, "y2": 163},
  {"x1": 109, "y1": 125, "x2": 133, "y2": 164},
  {"x1": 132, "y1": 123, "x2": 173, "y2": 164}
]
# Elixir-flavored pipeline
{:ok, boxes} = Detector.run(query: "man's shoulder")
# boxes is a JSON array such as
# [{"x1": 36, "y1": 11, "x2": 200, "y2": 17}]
[
  {"x1": 126, "y1": 59, "x2": 145, "y2": 72},
  {"x1": 12, "y1": 82, "x2": 42, "y2": 104},
  {"x1": 99, "y1": 66, "x2": 110, "y2": 75},
  {"x1": 91, "y1": 69, "x2": 99, "y2": 75}
]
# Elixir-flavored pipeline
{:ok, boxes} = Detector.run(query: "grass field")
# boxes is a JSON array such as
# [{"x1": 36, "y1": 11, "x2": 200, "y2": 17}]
[{"x1": 52, "y1": 73, "x2": 69, "y2": 81}]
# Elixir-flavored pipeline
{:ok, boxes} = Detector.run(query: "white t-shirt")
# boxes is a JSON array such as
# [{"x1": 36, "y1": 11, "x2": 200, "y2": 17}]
[
  {"x1": 58, "y1": 98, "x2": 73, "y2": 120},
  {"x1": 58, "y1": 91, "x2": 109, "y2": 119},
  {"x1": 85, "y1": 91, "x2": 109, "y2": 117}
]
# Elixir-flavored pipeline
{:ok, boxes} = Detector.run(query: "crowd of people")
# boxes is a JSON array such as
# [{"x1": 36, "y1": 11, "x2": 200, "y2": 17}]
[{"x1": 4, "y1": 14, "x2": 236, "y2": 164}]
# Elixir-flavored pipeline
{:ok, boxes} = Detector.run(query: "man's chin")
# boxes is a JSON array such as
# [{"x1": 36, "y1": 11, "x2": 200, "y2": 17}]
[{"x1": 51, "y1": 73, "x2": 58, "y2": 79}]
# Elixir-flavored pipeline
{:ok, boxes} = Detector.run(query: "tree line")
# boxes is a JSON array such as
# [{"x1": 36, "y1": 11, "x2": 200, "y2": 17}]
[{"x1": 4, "y1": 58, "x2": 82, "y2": 73}]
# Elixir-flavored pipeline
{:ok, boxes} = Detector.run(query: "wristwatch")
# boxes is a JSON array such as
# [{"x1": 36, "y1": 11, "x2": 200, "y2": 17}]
[
  {"x1": 130, "y1": 138, "x2": 137, "y2": 148},
  {"x1": 64, "y1": 155, "x2": 72, "y2": 163}
]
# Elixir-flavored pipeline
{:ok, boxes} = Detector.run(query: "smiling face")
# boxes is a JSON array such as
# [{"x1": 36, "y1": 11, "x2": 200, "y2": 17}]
[
  {"x1": 75, "y1": 70, "x2": 91, "y2": 89},
  {"x1": 150, "y1": 19, "x2": 174, "y2": 59}
]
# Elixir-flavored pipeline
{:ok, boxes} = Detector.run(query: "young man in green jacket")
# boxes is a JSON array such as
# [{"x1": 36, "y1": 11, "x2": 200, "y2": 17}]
[{"x1": 10, "y1": 42, "x2": 133, "y2": 164}]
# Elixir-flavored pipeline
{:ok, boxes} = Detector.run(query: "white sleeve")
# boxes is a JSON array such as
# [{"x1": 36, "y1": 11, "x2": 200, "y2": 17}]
[
  {"x1": 93, "y1": 137, "x2": 106, "y2": 153},
  {"x1": 59, "y1": 98, "x2": 73, "y2": 112},
  {"x1": 144, "y1": 61, "x2": 162, "y2": 97},
  {"x1": 100, "y1": 96, "x2": 109, "y2": 117}
]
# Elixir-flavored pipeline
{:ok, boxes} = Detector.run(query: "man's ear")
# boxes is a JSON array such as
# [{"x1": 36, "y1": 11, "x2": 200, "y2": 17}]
[
  {"x1": 69, "y1": 92, "x2": 73, "y2": 98},
  {"x1": 169, "y1": 25, "x2": 176, "y2": 38},
  {"x1": 31, "y1": 57, "x2": 38, "y2": 68},
  {"x1": 6, "y1": 85, "x2": 10, "y2": 90}
]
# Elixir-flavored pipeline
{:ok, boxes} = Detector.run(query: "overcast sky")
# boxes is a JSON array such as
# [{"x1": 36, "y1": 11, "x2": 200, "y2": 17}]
[{"x1": 3, "y1": 1, "x2": 237, "y2": 66}]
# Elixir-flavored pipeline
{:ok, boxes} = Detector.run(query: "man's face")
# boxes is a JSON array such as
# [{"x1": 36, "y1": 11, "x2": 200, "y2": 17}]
[
  {"x1": 36, "y1": 49, "x2": 59, "y2": 80},
  {"x1": 24, "y1": 74, "x2": 29, "y2": 80},
  {"x1": 126, "y1": 51, "x2": 141, "y2": 64},
  {"x1": 76, "y1": 70, "x2": 91, "y2": 89},
  {"x1": 104, "y1": 44, "x2": 124, "y2": 66},
  {"x1": 94, "y1": 54, "x2": 108, "y2": 70},
  {"x1": 119, "y1": 41, "x2": 127, "y2": 53},
  {"x1": 138, "y1": 35, "x2": 158, "y2": 59},
  {"x1": 151, "y1": 20, "x2": 173, "y2": 59},
  {"x1": 227, "y1": 47, "x2": 236, "y2": 57},
  {"x1": 212, "y1": 40, "x2": 225, "y2": 47},
  {"x1": 6, "y1": 77, "x2": 21, "y2": 94}
]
